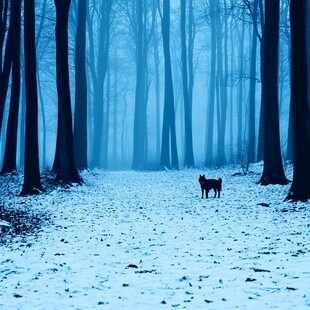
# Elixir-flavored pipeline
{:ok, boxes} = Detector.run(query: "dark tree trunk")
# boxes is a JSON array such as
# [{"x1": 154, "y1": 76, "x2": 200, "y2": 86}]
[
  {"x1": 1, "y1": 0, "x2": 21, "y2": 174},
  {"x1": 74, "y1": 0, "x2": 88, "y2": 170},
  {"x1": 0, "y1": 0, "x2": 11, "y2": 134},
  {"x1": 307, "y1": 0, "x2": 310, "y2": 111},
  {"x1": 160, "y1": 0, "x2": 179, "y2": 169},
  {"x1": 259, "y1": 0, "x2": 288, "y2": 185},
  {"x1": 19, "y1": 51, "x2": 26, "y2": 168},
  {"x1": 53, "y1": 0, "x2": 81, "y2": 184},
  {"x1": 0, "y1": 0, "x2": 8, "y2": 70},
  {"x1": 285, "y1": 0, "x2": 310, "y2": 201},
  {"x1": 20, "y1": 0, "x2": 44, "y2": 195},
  {"x1": 181, "y1": 0, "x2": 194, "y2": 167}
]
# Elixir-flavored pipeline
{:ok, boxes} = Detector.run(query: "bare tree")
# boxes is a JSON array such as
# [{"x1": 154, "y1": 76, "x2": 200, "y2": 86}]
[
  {"x1": 205, "y1": 0, "x2": 216, "y2": 167},
  {"x1": 285, "y1": 0, "x2": 310, "y2": 201},
  {"x1": 181, "y1": 0, "x2": 194, "y2": 167},
  {"x1": 0, "y1": 0, "x2": 11, "y2": 134},
  {"x1": 259, "y1": 0, "x2": 288, "y2": 185},
  {"x1": 88, "y1": 0, "x2": 112, "y2": 168},
  {"x1": 160, "y1": 0, "x2": 179, "y2": 169},
  {"x1": 1, "y1": 0, "x2": 21, "y2": 174},
  {"x1": 20, "y1": 0, "x2": 44, "y2": 195},
  {"x1": 74, "y1": 0, "x2": 88, "y2": 170},
  {"x1": 52, "y1": 0, "x2": 81, "y2": 184}
]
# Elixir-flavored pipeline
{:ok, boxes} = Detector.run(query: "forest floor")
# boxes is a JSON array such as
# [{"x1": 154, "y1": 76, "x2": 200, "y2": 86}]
[{"x1": 1, "y1": 163, "x2": 310, "y2": 309}]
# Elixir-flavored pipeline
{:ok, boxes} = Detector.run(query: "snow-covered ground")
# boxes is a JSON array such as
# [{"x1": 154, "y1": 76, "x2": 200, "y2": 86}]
[{"x1": 1, "y1": 163, "x2": 310, "y2": 309}]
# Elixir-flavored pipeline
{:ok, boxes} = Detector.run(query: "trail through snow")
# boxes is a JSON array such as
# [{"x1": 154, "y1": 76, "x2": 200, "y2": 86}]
[{"x1": 1, "y1": 164, "x2": 310, "y2": 309}]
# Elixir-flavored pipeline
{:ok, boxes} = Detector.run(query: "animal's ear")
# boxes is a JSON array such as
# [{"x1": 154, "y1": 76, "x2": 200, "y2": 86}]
[{"x1": 203, "y1": 174, "x2": 205, "y2": 177}]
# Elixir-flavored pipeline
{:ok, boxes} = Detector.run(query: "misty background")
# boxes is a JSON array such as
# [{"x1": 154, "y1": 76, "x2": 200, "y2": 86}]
[{"x1": 0, "y1": 0, "x2": 293, "y2": 171}]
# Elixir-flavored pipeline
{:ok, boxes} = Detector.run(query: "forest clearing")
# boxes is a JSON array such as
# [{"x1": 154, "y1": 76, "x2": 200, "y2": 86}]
[{"x1": 1, "y1": 163, "x2": 310, "y2": 309}]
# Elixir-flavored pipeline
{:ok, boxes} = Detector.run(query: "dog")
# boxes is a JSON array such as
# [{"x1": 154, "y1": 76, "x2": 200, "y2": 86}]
[{"x1": 198, "y1": 175, "x2": 222, "y2": 198}]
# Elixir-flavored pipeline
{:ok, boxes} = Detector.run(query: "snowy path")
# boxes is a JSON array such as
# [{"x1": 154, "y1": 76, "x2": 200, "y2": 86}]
[{"x1": 1, "y1": 165, "x2": 310, "y2": 309}]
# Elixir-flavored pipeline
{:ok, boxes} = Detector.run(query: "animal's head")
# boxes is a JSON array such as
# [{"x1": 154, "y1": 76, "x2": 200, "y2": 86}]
[{"x1": 198, "y1": 174, "x2": 206, "y2": 184}]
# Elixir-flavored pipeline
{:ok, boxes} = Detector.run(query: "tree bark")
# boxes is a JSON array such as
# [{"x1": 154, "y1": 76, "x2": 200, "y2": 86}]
[
  {"x1": 237, "y1": 13, "x2": 245, "y2": 159},
  {"x1": 248, "y1": 0, "x2": 258, "y2": 164},
  {"x1": 153, "y1": 16, "x2": 161, "y2": 161},
  {"x1": 285, "y1": 0, "x2": 310, "y2": 201},
  {"x1": 53, "y1": 0, "x2": 81, "y2": 184},
  {"x1": 259, "y1": 0, "x2": 288, "y2": 185},
  {"x1": 74, "y1": 0, "x2": 88, "y2": 170},
  {"x1": 215, "y1": 0, "x2": 227, "y2": 166},
  {"x1": 132, "y1": 0, "x2": 148, "y2": 170},
  {"x1": 181, "y1": 0, "x2": 194, "y2": 167},
  {"x1": 205, "y1": 0, "x2": 216, "y2": 167},
  {"x1": 91, "y1": 1, "x2": 111, "y2": 168},
  {"x1": 20, "y1": 0, "x2": 44, "y2": 195},
  {"x1": 160, "y1": 0, "x2": 179, "y2": 169},
  {"x1": 1, "y1": 0, "x2": 21, "y2": 174},
  {"x1": 256, "y1": 0, "x2": 264, "y2": 162},
  {"x1": 0, "y1": 0, "x2": 12, "y2": 135}
]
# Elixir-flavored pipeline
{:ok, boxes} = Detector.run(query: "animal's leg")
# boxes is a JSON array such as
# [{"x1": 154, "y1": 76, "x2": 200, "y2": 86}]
[
  {"x1": 218, "y1": 190, "x2": 220, "y2": 198},
  {"x1": 213, "y1": 189, "x2": 217, "y2": 198},
  {"x1": 201, "y1": 188, "x2": 204, "y2": 199},
  {"x1": 206, "y1": 190, "x2": 209, "y2": 198}
]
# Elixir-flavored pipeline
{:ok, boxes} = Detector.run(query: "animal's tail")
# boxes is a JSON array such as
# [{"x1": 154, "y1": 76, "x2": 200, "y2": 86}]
[{"x1": 218, "y1": 178, "x2": 222, "y2": 191}]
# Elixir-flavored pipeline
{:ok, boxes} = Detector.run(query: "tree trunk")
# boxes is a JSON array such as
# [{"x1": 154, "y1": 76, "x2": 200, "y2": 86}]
[
  {"x1": 215, "y1": 0, "x2": 227, "y2": 166},
  {"x1": 237, "y1": 14, "x2": 245, "y2": 159},
  {"x1": 285, "y1": 0, "x2": 310, "y2": 201},
  {"x1": 1, "y1": 0, "x2": 21, "y2": 174},
  {"x1": 181, "y1": 0, "x2": 194, "y2": 167},
  {"x1": 256, "y1": 0, "x2": 264, "y2": 162},
  {"x1": 19, "y1": 51, "x2": 26, "y2": 168},
  {"x1": 229, "y1": 2, "x2": 235, "y2": 156},
  {"x1": 153, "y1": 17, "x2": 161, "y2": 161},
  {"x1": 259, "y1": 0, "x2": 288, "y2": 185},
  {"x1": 37, "y1": 69, "x2": 47, "y2": 168},
  {"x1": 53, "y1": 0, "x2": 81, "y2": 184},
  {"x1": 160, "y1": 0, "x2": 179, "y2": 169},
  {"x1": 248, "y1": 0, "x2": 258, "y2": 164},
  {"x1": 112, "y1": 48, "x2": 118, "y2": 167},
  {"x1": 102, "y1": 63, "x2": 110, "y2": 169},
  {"x1": 0, "y1": 0, "x2": 8, "y2": 71},
  {"x1": 132, "y1": 0, "x2": 148, "y2": 170},
  {"x1": 74, "y1": 0, "x2": 88, "y2": 170},
  {"x1": 205, "y1": 0, "x2": 216, "y2": 167},
  {"x1": 91, "y1": 0, "x2": 111, "y2": 168},
  {"x1": 0, "y1": 0, "x2": 12, "y2": 135},
  {"x1": 20, "y1": 0, "x2": 44, "y2": 195}
]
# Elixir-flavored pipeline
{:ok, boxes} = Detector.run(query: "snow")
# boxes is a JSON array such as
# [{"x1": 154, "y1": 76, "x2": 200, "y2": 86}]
[
  {"x1": 1, "y1": 163, "x2": 310, "y2": 309},
  {"x1": 0, "y1": 220, "x2": 10, "y2": 227}
]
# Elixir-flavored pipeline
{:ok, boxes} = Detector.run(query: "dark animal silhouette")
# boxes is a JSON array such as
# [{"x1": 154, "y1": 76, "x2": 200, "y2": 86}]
[{"x1": 198, "y1": 175, "x2": 222, "y2": 198}]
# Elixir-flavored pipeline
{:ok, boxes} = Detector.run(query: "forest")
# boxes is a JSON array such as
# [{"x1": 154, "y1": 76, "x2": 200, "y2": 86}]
[
  {"x1": 0, "y1": 0, "x2": 309, "y2": 201},
  {"x1": 1, "y1": 1, "x2": 310, "y2": 308}
]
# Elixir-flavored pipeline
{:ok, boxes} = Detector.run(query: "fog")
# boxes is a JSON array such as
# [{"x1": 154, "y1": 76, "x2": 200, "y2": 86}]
[{"x1": 0, "y1": 0, "x2": 292, "y2": 171}]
